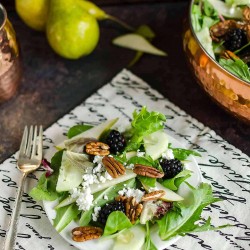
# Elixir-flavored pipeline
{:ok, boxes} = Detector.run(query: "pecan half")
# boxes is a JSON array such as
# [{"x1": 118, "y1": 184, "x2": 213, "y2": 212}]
[
  {"x1": 243, "y1": 6, "x2": 250, "y2": 23},
  {"x1": 116, "y1": 196, "x2": 143, "y2": 224},
  {"x1": 133, "y1": 164, "x2": 164, "y2": 178},
  {"x1": 210, "y1": 20, "x2": 238, "y2": 42},
  {"x1": 220, "y1": 50, "x2": 240, "y2": 60},
  {"x1": 85, "y1": 141, "x2": 110, "y2": 156},
  {"x1": 102, "y1": 156, "x2": 125, "y2": 178},
  {"x1": 141, "y1": 190, "x2": 165, "y2": 201},
  {"x1": 72, "y1": 226, "x2": 103, "y2": 242}
]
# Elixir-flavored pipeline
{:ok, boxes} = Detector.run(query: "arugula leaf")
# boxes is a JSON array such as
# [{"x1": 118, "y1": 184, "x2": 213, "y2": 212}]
[
  {"x1": 53, "y1": 203, "x2": 81, "y2": 232},
  {"x1": 67, "y1": 124, "x2": 93, "y2": 139},
  {"x1": 127, "y1": 155, "x2": 157, "y2": 166},
  {"x1": 169, "y1": 145, "x2": 201, "y2": 161},
  {"x1": 104, "y1": 211, "x2": 133, "y2": 236},
  {"x1": 219, "y1": 58, "x2": 250, "y2": 82},
  {"x1": 138, "y1": 175, "x2": 156, "y2": 188},
  {"x1": 144, "y1": 222, "x2": 157, "y2": 250},
  {"x1": 125, "y1": 107, "x2": 166, "y2": 151},
  {"x1": 113, "y1": 153, "x2": 127, "y2": 165},
  {"x1": 160, "y1": 170, "x2": 192, "y2": 191},
  {"x1": 79, "y1": 178, "x2": 136, "y2": 226},
  {"x1": 29, "y1": 150, "x2": 64, "y2": 201},
  {"x1": 29, "y1": 173, "x2": 59, "y2": 201},
  {"x1": 51, "y1": 149, "x2": 64, "y2": 172},
  {"x1": 157, "y1": 183, "x2": 226, "y2": 240}
]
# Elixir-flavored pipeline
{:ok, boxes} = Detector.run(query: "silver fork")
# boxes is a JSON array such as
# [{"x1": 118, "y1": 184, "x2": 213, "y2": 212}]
[{"x1": 4, "y1": 125, "x2": 43, "y2": 250}]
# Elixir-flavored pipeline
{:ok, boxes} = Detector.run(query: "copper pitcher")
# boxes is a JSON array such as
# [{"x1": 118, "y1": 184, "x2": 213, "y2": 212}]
[{"x1": 0, "y1": 3, "x2": 21, "y2": 102}]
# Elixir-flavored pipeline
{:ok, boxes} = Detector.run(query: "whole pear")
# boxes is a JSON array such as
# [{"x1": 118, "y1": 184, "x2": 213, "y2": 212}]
[
  {"x1": 46, "y1": 0, "x2": 99, "y2": 59},
  {"x1": 15, "y1": 0, "x2": 49, "y2": 31}
]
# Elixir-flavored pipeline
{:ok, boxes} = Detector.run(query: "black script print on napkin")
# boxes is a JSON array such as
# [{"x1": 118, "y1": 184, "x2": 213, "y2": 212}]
[{"x1": 0, "y1": 69, "x2": 249, "y2": 250}]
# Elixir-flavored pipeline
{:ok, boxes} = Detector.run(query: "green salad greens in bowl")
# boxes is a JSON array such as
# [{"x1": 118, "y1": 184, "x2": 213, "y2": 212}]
[
  {"x1": 192, "y1": 0, "x2": 250, "y2": 82},
  {"x1": 30, "y1": 107, "x2": 227, "y2": 250}
]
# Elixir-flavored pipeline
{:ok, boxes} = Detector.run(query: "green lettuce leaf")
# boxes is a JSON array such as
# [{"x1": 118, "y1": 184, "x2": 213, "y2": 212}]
[
  {"x1": 169, "y1": 146, "x2": 201, "y2": 161},
  {"x1": 29, "y1": 150, "x2": 64, "y2": 201},
  {"x1": 104, "y1": 211, "x2": 133, "y2": 236},
  {"x1": 157, "y1": 183, "x2": 226, "y2": 240},
  {"x1": 191, "y1": 0, "x2": 219, "y2": 33},
  {"x1": 29, "y1": 173, "x2": 59, "y2": 201},
  {"x1": 219, "y1": 58, "x2": 250, "y2": 82},
  {"x1": 160, "y1": 170, "x2": 192, "y2": 191},
  {"x1": 79, "y1": 178, "x2": 136, "y2": 226},
  {"x1": 67, "y1": 124, "x2": 93, "y2": 139},
  {"x1": 144, "y1": 222, "x2": 157, "y2": 250},
  {"x1": 125, "y1": 107, "x2": 166, "y2": 151}
]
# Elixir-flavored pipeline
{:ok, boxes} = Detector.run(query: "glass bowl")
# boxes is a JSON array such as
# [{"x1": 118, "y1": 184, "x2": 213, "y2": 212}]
[{"x1": 183, "y1": 0, "x2": 250, "y2": 124}]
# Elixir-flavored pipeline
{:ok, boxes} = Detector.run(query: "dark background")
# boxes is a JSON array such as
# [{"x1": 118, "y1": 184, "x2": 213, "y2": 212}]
[{"x1": 0, "y1": 0, "x2": 249, "y2": 163}]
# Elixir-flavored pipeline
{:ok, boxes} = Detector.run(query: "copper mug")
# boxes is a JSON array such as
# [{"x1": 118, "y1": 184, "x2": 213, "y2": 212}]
[{"x1": 0, "y1": 3, "x2": 21, "y2": 102}]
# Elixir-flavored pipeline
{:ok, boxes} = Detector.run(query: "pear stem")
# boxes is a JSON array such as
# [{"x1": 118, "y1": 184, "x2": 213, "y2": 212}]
[{"x1": 107, "y1": 15, "x2": 135, "y2": 32}]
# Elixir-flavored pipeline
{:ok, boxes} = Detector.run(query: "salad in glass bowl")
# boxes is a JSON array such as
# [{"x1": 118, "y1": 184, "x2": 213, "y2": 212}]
[
  {"x1": 191, "y1": 0, "x2": 250, "y2": 83},
  {"x1": 30, "y1": 107, "x2": 227, "y2": 250}
]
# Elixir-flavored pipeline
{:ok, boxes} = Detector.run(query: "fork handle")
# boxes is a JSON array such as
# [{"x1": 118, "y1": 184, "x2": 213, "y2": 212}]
[{"x1": 4, "y1": 172, "x2": 28, "y2": 250}]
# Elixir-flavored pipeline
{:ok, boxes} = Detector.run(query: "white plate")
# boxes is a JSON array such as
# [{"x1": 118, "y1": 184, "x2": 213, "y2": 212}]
[{"x1": 43, "y1": 135, "x2": 203, "y2": 250}]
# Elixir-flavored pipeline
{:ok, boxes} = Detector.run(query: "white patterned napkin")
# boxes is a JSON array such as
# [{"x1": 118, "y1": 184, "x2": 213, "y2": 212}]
[{"x1": 0, "y1": 69, "x2": 249, "y2": 250}]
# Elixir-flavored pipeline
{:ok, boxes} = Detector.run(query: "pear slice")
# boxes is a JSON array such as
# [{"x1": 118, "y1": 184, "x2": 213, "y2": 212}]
[
  {"x1": 125, "y1": 151, "x2": 137, "y2": 160},
  {"x1": 113, "y1": 33, "x2": 166, "y2": 56},
  {"x1": 143, "y1": 182, "x2": 184, "y2": 202},
  {"x1": 56, "y1": 151, "x2": 93, "y2": 192},
  {"x1": 143, "y1": 130, "x2": 169, "y2": 160},
  {"x1": 113, "y1": 225, "x2": 146, "y2": 250},
  {"x1": 55, "y1": 170, "x2": 136, "y2": 208},
  {"x1": 89, "y1": 170, "x2": 136, "y2": 193},
  {"x1": 57, "y1": 118, "x2": 118, "y2": 151},
  {"x1": 140, "y1": 200, "x2": 157, "y2": 225}
]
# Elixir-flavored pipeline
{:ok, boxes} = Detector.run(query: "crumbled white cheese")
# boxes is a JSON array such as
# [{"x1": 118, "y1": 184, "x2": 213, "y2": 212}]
[
  {"x1": 149, "y1": 186, "x2": 159, "y2": 192},
  {"x1": 92, "y1": 206, "x2": 101, "y2": 222},
  {"x1": 69, "y1": 187, "x2": 81, "y2": 199},
  {"x1": 99, "y1": 175, "x2": 106, "y2": 183},
  {"x1": 161, "y1": 149, "x2": 174, "y2": 160},
  {"x1": 93, "y1": 163, "x2": 104, "y2": 174},
  {"x1": 82, "y1": 173, "x2": 99, "y2": 187},
  {"x1": 126, "y1": 163, "x2": 134, "y2": 170},
  {"x1": 104, "y1": 171, "x2": 113, "y2": 180},
  {"x1": 103, "y1": 195, "x2": 108, "y2": 200},
  {"x1": 118, "y1": 188, "x2": 145, "y2": 203},
  {"x1": 93, "y1": 155, "x2": 103, "y2": 164},
  {"x1": 76, "y1": 187, "x2": 93, "y2": 211},
  {"x1": 137, "y1": 150, "x2": 145, "y2": 157}
]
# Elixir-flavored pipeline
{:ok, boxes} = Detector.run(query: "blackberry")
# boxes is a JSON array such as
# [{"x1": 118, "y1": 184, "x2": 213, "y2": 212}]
[
  {"x1": 97, "y1": 200, "x2": 126, "y2": 225},
  {"x1": 160, "y1": 159, "x2": 183, "y2": 179},
  {"x1": 224, "y1": 28, "x2": 247, "y2": 51},
  {"x1": 106, "y1": 130, "x2": 126, "y2": 154}
]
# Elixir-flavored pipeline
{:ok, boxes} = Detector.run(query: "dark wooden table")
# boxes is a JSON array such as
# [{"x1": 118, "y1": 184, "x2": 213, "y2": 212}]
[{"x1": 0, "y1": 0, "x2": 249, "y2": 163}]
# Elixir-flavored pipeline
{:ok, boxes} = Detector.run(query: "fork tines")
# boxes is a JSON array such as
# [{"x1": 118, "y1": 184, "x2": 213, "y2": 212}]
[{"x1": 19, "y1": 125, "x2": 43, "y2": 159}]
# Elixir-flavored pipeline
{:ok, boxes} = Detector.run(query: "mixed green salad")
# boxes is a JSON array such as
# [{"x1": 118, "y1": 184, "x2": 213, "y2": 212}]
[
  {"x1": 30, "y1": 107, "x2": 227, "y2": 249},
  {"x1": 191, "y1": 0, "x2": 250, "y2": 82}
]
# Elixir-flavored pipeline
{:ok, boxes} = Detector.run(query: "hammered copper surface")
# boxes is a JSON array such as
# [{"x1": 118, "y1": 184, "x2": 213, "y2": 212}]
[
  {"x1": 0, "y1": 4, "x2": 21, "y2": 102},
  {"x1": 183, "y1": 2, "x2": 250, "y2": 124}
]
